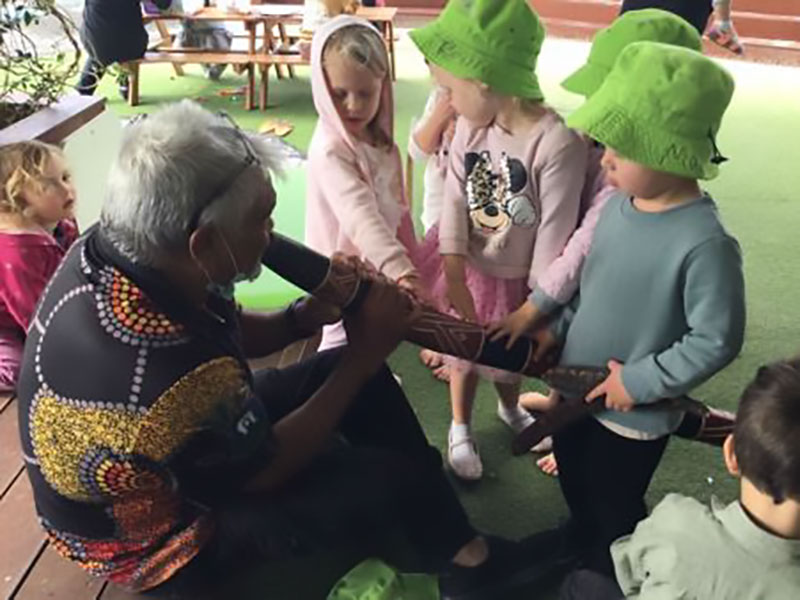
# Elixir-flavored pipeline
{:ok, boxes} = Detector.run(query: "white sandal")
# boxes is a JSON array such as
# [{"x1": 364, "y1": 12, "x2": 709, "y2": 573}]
[{"x1": 448, "y1": 429, "x2": 483, "y2": 481}]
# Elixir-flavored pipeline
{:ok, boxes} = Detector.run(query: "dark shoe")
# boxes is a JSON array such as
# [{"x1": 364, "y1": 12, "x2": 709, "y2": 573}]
[
  {"x1": 116, "y1": 72, "x2": 130, "y2": 101},
  {"x1": 439, "y1": 531, "x2": 579, "y2": 600}
]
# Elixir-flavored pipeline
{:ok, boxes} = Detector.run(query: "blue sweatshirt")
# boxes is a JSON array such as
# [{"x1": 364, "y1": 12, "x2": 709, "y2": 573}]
[{"x1": 551, "y1": 192, "x2": 746, "y2": 437}]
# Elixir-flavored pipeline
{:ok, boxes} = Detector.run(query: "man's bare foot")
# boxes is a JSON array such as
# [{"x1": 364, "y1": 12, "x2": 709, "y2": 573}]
[{"x1": 536, "y1": 452, "x2": 559, "y2": 477}]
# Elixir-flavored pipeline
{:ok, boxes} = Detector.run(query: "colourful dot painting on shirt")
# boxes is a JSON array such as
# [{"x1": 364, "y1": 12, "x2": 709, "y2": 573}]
[
  {"x1": 79, "y1": 447, "x2": 167, "y2": 500},
  {"x1": 26, "y1": 240, "x2": 215, "y2": 593},
  {"x1": 96, "y1": 266, "x2": 185, "y2": 347}
]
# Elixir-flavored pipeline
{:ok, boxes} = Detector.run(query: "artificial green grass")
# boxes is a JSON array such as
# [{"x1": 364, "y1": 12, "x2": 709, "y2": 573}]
[{"x1": 96, "y1": 36, "x2": 800, "y2": 597}]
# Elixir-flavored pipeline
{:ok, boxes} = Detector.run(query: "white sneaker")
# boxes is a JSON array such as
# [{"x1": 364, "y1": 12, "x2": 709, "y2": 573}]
[
  {"x1": 496, "y1": 402, "x2": 536, "y2": 434},
  {"x1": 448, "y1": 425, "x2": 483, "y2": 481}
]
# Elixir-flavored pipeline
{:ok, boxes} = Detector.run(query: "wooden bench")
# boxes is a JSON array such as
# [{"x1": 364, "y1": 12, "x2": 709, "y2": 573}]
[
  {"x1": 1, "y1": 332, "x2": 321, "y2": 599},
  {"x1": 147, "y1": 20, "x2": 185, "y2": 77},
  {"x1": 126, "y1": 51, "x2": 257, "y2": 110},
  {"x1": 126, "y1": 50, "x2": 307, "y2": 111}
]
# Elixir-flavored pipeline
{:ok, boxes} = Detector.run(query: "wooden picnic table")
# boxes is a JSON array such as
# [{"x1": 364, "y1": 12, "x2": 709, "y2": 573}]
[
  {"x1": 144, "y1": 7, "x2": 263, "y2": 54},
  {"x1": 134, "y1": 5, "x2": 398, "y2": 110},
  {"x1": 247, "y1": 4, "x2": 399, "y2": 79},
  {"x1": 142, "y1": 4, "x2": 399, "y2": 80}
]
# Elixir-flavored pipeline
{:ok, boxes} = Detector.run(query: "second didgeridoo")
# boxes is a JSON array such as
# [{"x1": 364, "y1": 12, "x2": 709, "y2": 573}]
[{"x1": 262, "y1": 232, "x2": 558, "y2": 377}]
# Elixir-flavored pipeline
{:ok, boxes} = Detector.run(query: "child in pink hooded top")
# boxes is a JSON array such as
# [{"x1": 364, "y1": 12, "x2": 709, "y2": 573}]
[{"x1": 305, "y1": 15, "x2": 421, "y2": 350}]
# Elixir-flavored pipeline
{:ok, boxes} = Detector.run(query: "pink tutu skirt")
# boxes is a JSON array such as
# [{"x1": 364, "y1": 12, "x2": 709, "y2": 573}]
[
  {"x1": 420, "y1": 231, "x2": 529, "y2": 383},
  {"x1": 413, "y1": 223, "x2": 443, "y2": 293}
]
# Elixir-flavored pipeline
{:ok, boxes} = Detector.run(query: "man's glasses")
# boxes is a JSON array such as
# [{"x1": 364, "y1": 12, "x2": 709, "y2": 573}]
[{"x1": 188, "y1": 112, "x2": 261, "y2": 231}]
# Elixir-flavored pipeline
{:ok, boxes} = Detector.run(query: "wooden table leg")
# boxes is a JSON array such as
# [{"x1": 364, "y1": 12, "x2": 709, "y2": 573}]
[
  {"x1": 259, "y1": 64, "x2": 270, "y2": 111},
  {"x1": 247, "y1": 21, "x2": 256, "y2": 55},
  {"x1": 126, "y1": 62, "x2": 140, "y2": 106},
  {"x1": 265, "y1": 26, "x2": 286, "y2": 80},
  {"x1": 278, "y1": 22, "x2": 296, "y2": 79},
  {"x1": 155, "y1": 20, "x2": 184, "y2": 77},
  {"x1": 247, "y1": 20, "x2": 259, "y2": 110},
  {"x1": 245, "y1": 63, "x2": 255, "y2": 111}
]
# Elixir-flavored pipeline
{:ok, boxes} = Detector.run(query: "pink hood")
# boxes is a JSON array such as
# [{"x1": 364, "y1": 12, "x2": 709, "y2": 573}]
[
  {"x1": 305, "y1": 15, "x2": 418, "y2": 285},
  {"x1": 310, "y1": 15, "x2": 395, "y2": 154}
]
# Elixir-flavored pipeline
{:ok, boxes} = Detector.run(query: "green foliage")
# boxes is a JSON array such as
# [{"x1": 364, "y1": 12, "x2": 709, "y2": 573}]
[{"x1": 0, "y1": 0, "x2": 81, "y2": 127}]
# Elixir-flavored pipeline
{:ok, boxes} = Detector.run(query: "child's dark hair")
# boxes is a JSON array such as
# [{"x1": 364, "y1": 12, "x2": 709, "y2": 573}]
[{"x1": 734, "y1": 358, "x2": 800, "y2": 503}]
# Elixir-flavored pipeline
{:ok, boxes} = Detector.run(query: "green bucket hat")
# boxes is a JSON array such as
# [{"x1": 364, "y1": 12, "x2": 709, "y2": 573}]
[
  {"x1": 562, "y1": 9, "x2": 702, "y2": 98},
  {"x1": 327, "y1": 559, "x2": 440, "y2": 600},
  {"x1": 567, "y1": 41, "x2": 734, "y2": 180},
  {"x1": 409, "y1": 0, "x2": 546, "y2": 100}
]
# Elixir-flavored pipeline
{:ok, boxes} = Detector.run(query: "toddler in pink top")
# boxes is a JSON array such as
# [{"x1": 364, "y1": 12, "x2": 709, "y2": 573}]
[
  {"x1": 305, "y1": 15, "x2": 422, "y2": 350},
  {"x1": 411, "y1": 0, "x2": 587, "y2": 480},
  {"x1": 0, "y1": 141, "x2": 79, "y2": 392}
]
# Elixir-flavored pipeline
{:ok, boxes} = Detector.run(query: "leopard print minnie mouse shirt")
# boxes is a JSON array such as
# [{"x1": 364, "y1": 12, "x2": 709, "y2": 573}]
[{"x1": 439, "y1": 109, "x2": 588, "y2": 290}]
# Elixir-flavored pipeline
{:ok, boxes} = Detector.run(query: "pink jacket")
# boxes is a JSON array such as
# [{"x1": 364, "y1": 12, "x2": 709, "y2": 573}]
[
  {"x1": 0, "y1": 219, "x2": 79, "y2": 388},
  {"x1": 304, "y1": 15, "x2": 417, "y2": 283},
  {"x1": 440, "y1": 110, "x2": 587, "y2": 289},
  {"x1": 0, "y1": 219, "x2": 79, "y2": 335},
  {"x1": 529, "y1": 141, "x2": 616, "y2": 313}
]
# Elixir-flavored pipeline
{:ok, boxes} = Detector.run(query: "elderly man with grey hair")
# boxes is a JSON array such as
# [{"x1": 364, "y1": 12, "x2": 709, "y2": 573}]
[{"x1": 16, "y1": 101, "x2": 546, "y2": 599}]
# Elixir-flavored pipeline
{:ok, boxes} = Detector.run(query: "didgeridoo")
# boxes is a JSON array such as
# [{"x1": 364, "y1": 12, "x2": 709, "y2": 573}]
[
  {"x1": 262, "y1": 232, "x2": 559, "y2": 377},
  {"x1": 261, "y1": 233, "x2": 734, "y2": 453},
  {"x1": 511, "y1": 367, "x2": 735, "y2": 454}
]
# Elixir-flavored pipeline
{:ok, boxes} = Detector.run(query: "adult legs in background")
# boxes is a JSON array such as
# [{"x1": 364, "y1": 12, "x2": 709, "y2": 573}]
[
  {"x1": 77, "y1": 55, "x2": 106, "y2": 96},
  {"x1": 178, "y1": 22, "x2": 232, "y2": 81},
  {"x1": 708, "y1": 0, "x2": 744, "y2": 54},
  {"x1": 203, "y1": 28, "x2": 233, "y2": 81},
  {"x1": 76, "y1": 55, "x2": 130, "y2": 99},
  {"x1": 619, "y1": 0, "x2": 714, "y2": 33}
]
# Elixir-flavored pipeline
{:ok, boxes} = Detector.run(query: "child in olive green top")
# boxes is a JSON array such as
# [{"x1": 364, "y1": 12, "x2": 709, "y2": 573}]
[
  {"x1": 561, "y1": 359, "x2": 800, "y2": 600},
  {"x1": 611, "y1": 359, "x2": 800, "y2": 599}
]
